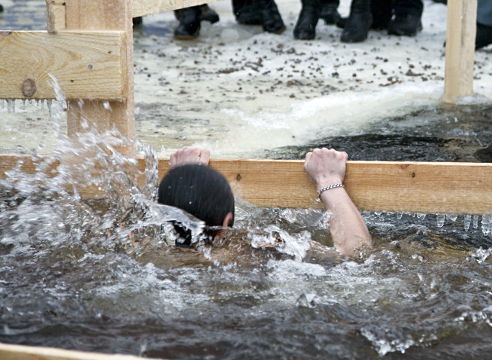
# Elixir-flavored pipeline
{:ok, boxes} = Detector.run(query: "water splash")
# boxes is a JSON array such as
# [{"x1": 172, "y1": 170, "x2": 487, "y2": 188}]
[
  {"x1": 482, "y1": 214, "x2": 492, "y2": 236},
  {"x1": 248, "y1": 225, "x2": 311, "y2": 261},
  {"x1": 446, "y1": 213, "x2": 458, "y2": 222},
  {"x1": 468, "y1": 247, "x2": 492, "y2": 263},
  {"x1": 436, "y1": 213, "x2": 445, "y2": 227}
]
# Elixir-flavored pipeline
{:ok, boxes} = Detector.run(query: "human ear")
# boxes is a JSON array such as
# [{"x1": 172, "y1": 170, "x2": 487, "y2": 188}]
[{"x1": 222, "y1": 212, "x2": 233, "y2": 227}]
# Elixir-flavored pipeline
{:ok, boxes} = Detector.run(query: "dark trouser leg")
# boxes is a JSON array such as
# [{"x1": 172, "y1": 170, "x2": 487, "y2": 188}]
[
  {"x1": 320, "y1": 0, "x2": 341, "y2": 25},
  {"x1": 341, "y1": 0, "x2": 372, "y2": 43},
  {"x1": 476, "y1": 22, "x2": 492, "y2": 49},
  {"x1": 294, "y1": 0, "x2": 320, "y2": 40},
  {"x1": 174, "y1": 6, "x2": 201, "y2": 40},
  {"x1": 254, "y1": 0, "x2": 286, "y2": 34},
  {"x1": 199, "y1": 5, "x2": 220, "y2": 23},
  {"x1": 388, "y1": 0, "x2": 423, "y2": 36},
  {"x1": 393, "y1": 0, "x2": 422, "y2": 16},
  {"x1": 370, "y1": 0, "x2": 392, "y2": 29},
  {"x1": 476, "y1": 0, "x2": 492, "y2": 49},
  {"x1": 232, "y1": 0, "x2": 262, "y2": 24}
]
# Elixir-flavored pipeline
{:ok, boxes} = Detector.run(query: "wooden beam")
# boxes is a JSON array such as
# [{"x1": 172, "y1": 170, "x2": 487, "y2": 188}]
[
  {"x1": 0, "y1": 31, "x2": 126, "y2": 100},
  {"x1": 0, "y1": 342, "x2": 157, "y2": 360},
  {"x1": 46, "y1": 0, "x2": 66, "y2": 33},
  {"x1": 177, "y1": 159, "x2": 492, "y2": 214},
  {"x1": 65, "y1": 0, "x2": 134, "y2": 153},
  {"x1": 1, "y1": 155, "x2": 491, "y2": 214},
  {"x1": 132, "y1": 0, "x2": 222, "y2": 17},
  {"x1": 443, "y1": 0, "x2": 477, "y2": 104}
]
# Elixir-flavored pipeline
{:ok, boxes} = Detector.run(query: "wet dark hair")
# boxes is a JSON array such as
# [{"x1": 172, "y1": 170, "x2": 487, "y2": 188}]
[{"x1": 158, "y1": 164, "x2": 235, "y2": 227}]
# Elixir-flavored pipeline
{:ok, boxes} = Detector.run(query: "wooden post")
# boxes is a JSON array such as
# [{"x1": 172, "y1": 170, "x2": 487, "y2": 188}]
[
  {"x1": 443, "y1": 0, "x2": 477, "y2": 104},
  {"x1": 46, "y1": 0, "x2": 66, "y2": 33},
  {"x1": 65, "y1": 0, "x2": 135, "y2": 154}
]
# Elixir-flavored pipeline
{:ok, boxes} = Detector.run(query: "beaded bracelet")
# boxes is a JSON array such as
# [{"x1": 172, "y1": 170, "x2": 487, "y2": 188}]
[{"x1": 318, "y1": 184, "x2": 344, "y2": 198}]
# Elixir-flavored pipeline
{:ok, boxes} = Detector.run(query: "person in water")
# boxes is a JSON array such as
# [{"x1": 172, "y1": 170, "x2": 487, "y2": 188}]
[{"x1": 158, "y1": 146, "x2": 371, "y2": 257}]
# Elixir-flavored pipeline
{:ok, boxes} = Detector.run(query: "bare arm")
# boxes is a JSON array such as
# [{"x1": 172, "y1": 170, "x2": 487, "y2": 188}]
[
  {"x1": 304, "y1": 148, "x2": 372, "y2": 257},
  {"x1": 169, "y1": 146, "x2": 210, "y2": 168}
]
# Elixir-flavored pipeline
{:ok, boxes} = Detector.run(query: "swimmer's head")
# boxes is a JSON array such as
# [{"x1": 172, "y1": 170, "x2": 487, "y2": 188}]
[{"x1": 158, "y1": 164, "x2": 235, "y2": 227}]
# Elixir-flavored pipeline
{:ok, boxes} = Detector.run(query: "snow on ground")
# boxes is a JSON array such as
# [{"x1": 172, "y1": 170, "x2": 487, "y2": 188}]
[
  {"x1": 0, "y1": 0, "x2": 491, "y2": 158},
  {"x1": 133, "y1": 0, "x2": 492, "y2": 158}
]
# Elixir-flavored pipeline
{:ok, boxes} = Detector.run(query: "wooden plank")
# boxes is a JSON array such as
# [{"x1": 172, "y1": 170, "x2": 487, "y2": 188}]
[
  {"x1": 443, "y1": 0, "x2": 477, "y2": 104},
  {"x1": 167, "y1": 159, "x2": 492, "y2": 214},
  {"x1": 46, "y1": 0, "x2": 66, "y2": 33},
  {"x1": 132, "y1": 0, "x2": 222, "y2": 17},
  {"x1": 0, "y1": 342, "x2": 157, "y2": 360},
  {"x1": 1, "y1": 155, "x2": 491, "y2": 214},
  {"x1": 65, "y1": 0, "x2": 134, "y2": 153},
  {"x1": 0, "y1": 31, "x2": 126, "y2": 100}
]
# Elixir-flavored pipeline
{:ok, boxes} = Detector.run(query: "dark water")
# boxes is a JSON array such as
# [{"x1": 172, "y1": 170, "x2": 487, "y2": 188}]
[
  {"x1": 2, "y1": 2, "x2": 492, "y2": 358},
  {"x1": 267, "y1": 105, "x2": 492, "y2": 163},
  {"x1": 1, "y1": 125, "x2": 492, "y2": 359}
]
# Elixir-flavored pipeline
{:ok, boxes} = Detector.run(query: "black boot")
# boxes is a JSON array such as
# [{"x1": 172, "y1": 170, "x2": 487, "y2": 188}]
[
  {"x1": 319, "y1": 0, "x2": 341, "y2": 25},
  {"x1": 256, "y1": 0, "x2": 286, "y2": 34},
  {"x1": 387, "y1": 13, "x2": 422, "y2": 36},
  {"x1": 476, "y1": 22, "x2": 492, "y2": 50},
  {"x1": 294, "y1": 0, "x2": 319, "y2": 40},
  {"x1": 388, "y1": 0, "x2": 423, "y2": 36},
  {"x1": 341, "y1": 0, "x2": 372, "y2": 43},
  {"x1": 233, "y1": 0, "x2": 262, "y2": 24},
  {"x1": 199, "y1": 4, "x2": 220, "y2": 23},
  {"x1": 174, "y1": 6, "x2": 201, "y2": 40},
  {"x1": 175, "y1": 5, "x2": 219, "y2": 23}
]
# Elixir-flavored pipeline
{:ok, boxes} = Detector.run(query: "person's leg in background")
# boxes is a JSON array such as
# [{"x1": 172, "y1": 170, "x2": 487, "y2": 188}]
[{"x1": 477, "y1": 0, "x2": 492, "y2": 49}]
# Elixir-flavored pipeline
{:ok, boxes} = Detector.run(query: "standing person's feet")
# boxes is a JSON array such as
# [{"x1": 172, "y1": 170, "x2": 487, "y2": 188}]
[
  {"x1": 341, "y1": 0, "x2": 372, "y2": 43},
  {"x1": 476, "y1": 22, "x2": 492, "y2": 50},
  {"x1": 294, "y1": 0, "x2": 320, "y2": 39},
  {"x1": 340, "y1": 12, "x2": 372, "y2": 42},
  {"x1": 233, "y1": 0, "x2": 285, "y2": 33},
  {"x1": 256, "y1": 0, "x2": 286, "y2": 34},
  {"x1": 387, "y1": 13, "x2": 422, "y2": 36},
  {"x1": 174, "y1": 7, "x2": 201, "y2": 40}
]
